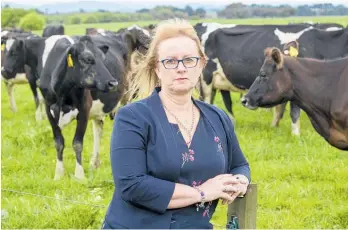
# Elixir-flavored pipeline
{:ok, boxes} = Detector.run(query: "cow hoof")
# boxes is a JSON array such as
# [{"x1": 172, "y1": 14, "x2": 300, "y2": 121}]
[
  {"x1": 292, "y1": 131, "x2": 300, "y2": 136},
  {"x1": 54, "y1": 160, "x2": 64, "y2": 180},
  {"x1": 74, "y1": 163, "x2": 85, "y2": 180},
  {"x1": 90, "y1": 159, "x2": 100, "y2": 169},
  {"x1": 11, "y1": 107, "x2": 18, "y2": 113},
  {"x1": 271, "y1": 123, "x2": 279, "y2": 127},
  {"x1": 54, "y1": 173, "x2": 64, "y2": 180}
]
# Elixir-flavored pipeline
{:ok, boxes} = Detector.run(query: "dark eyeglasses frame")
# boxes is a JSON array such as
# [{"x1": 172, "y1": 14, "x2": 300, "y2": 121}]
[{"x1": 158, "y1": 56, "x2": 201, "y2": 69}]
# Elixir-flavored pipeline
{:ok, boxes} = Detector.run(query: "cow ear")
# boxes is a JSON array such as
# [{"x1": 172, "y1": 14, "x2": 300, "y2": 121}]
[
  {"x1": 271, "y1": 48, "x2": 284, "y2": 69},
  {"x1": 98, "y1": 45, "x2": 109, "y2": 54},
  {"x1": 50, "y1": 45, "x2": 76, "y2": 95},
  {"x1": 123, "y1": 31, "x2": 136, "y2": 51}
]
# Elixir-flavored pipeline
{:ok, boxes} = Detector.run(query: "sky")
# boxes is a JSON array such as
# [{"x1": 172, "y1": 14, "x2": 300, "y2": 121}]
[{"x1": 3, "y1": 0, "x2": 348, "y2": 6}]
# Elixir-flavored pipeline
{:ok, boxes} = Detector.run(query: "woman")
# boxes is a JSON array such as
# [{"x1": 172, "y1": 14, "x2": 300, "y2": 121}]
[{"x1": 102, "y1": 18, "x2": 251, "y2": 229}]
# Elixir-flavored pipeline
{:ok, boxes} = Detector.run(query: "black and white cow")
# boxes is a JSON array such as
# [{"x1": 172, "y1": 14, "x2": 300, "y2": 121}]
[
  {"x1": 4, "y1": 28, "x2": 150, "y2": 180},
  {"x1": 39, "y1": 35, "x2": 121, "y2": 180},
  {"x1": 196, "y1": 23, "x2": 348, "y2": 135},
  {"x1": 1, "y1": 30, "x2": 40, "y2": 113},
  {"x1": 42, "y1": 25, "x2": 65, "y2": 37}
]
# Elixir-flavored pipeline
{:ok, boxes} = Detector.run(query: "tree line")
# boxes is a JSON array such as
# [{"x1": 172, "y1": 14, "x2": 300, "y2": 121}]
[
  {"x1": 1, "y1": 3, "x2": 348, "y2": 30},
  {"x1": 218, "y1": 3, "x2": 348, "y2": 18}
]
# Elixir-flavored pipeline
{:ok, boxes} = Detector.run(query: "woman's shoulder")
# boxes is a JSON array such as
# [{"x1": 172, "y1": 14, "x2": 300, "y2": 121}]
[
  {"x1": 118, "y1": 97, "x2": 152, "y2": 114},
  {"x1": 194, "y1": 99, "x2": 229, "y2": 118}
]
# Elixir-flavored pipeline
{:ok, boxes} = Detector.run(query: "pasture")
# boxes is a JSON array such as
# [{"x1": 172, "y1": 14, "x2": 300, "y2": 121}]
[{"x1": 2, "y1": 16, "x2": 348, "y2": 228}]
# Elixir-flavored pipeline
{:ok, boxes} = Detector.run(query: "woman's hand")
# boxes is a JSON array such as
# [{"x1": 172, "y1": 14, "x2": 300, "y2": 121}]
[
  {"x1": 196, "y1": 174, "x2": 241, "y2": 203},
  {"x1": 221, "y1": 174, "x2": 249, "y2": 205}
]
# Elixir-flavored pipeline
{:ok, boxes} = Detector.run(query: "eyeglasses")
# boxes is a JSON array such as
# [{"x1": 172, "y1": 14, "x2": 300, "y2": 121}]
[{"x1": 158, "y1": 57, "x2": 201, "y2": 69}]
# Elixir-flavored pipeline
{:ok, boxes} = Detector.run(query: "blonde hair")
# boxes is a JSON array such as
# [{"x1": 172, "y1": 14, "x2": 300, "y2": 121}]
[{"x1": 126, "y1": 18, "x2": 207, "y2": 100}]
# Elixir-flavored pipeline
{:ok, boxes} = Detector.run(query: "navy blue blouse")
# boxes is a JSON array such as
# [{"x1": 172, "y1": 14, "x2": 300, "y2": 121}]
[{"x1": 169, "y1": 112, "x2": 226, "y2": 229}]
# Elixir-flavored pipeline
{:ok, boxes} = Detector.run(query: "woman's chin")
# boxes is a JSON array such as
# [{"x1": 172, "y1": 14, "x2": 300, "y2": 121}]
[{"x1": 170, "y1": 84, "x2": 193, "y2": 94}]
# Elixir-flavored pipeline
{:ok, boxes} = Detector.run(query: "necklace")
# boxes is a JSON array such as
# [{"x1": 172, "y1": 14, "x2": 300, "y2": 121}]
[{"x1": 163, "y1": 103, "x2": 195, "y2": 146}]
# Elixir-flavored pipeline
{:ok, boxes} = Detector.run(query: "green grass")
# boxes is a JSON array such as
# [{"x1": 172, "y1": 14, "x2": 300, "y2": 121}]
[
  {"x1": 2, "y1": 82, "x2": 347, "y2": 229},
  {"x1": 3, "y1": 17, "x2": 348, "y2": 228},
  {"x1": 32, "y1": 16, "x2": 348, "y2": 35}
]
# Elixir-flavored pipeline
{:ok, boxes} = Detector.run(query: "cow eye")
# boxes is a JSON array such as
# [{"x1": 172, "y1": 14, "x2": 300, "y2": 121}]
[{"x1": 84, "y1": 57, "x2": 95, "y2": 64}]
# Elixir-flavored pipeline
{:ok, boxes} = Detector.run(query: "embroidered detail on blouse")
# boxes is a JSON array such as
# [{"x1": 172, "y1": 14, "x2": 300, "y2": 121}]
[
  {"x1": 214, "y1": 136, "x2": 223, "y2": 153},
  {"x1": 203, "y1": 201, "x2": 213, "y2": 218},
  {"x1": 182, "y1": 149, "x2": 195, "y2": 168}
]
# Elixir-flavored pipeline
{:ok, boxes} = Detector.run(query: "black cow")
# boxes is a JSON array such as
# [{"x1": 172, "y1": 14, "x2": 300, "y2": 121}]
[
  {"x1": 242, "y1": 48, "x2": 348, "y2": 151},
  {"x1": 1, "y1": 30, "x2": 40, "y2": 113},
  {"x1": 42, "y1": 25, "x2": 64, "y2": 37},
  {"x1": 196, "y1": 23, "x2": 348, "y2": 135},
  {"x1": 3, "y1": 28, "x2": 150, "y2": 180}
]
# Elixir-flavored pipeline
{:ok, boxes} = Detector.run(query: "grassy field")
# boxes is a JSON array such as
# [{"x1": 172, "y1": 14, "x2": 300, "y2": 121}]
[
  {"x1": 2, "y1": 17, "x2": 348, "y2": 229},
  {"x1": 32, "y1": 16, "x2": 348, "y2": 35}
]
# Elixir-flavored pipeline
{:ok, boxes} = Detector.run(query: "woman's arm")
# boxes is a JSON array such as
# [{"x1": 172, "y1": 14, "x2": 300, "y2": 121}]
[{"x1": 167, "y1": 184, "x2": 201, "y2": 209}]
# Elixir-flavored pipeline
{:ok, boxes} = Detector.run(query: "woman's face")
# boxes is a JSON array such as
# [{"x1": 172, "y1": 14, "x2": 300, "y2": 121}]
[{"x1": 155, "y1": 36, "x2": 204, "y2": 95}]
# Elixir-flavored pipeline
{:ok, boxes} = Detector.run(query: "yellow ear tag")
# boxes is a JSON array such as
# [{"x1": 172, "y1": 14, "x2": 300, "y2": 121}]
[
  {"x1": 289, "y1": 46, "x2": 299, "y2": 57},
  {"x1": 1, "y1": 44, "x2": 5, "y2": 51},
  {"x1": 67, "y1": 54, "x2": 74, "y2": 67}
]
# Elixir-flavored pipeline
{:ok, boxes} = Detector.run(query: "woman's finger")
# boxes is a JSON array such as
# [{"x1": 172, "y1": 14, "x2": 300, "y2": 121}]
[
  {"x1": 220, "y1": 177, "x2": 240, "y2": 185},
  {"x1": 228, "y1": 192, "x2": 240, "y2": 204},
  {"x1": 222, "y1": 185, "x2": 238, "y2": 193}
]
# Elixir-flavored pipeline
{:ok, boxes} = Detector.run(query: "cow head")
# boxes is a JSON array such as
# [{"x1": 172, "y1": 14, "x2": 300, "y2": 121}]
[
  {"x1": 241, "y1": 47, "x2": 293, "y2": 109},
  {"x1": 1, "y1": 38, "x2": 26, "y2": 79},
  {"x1": 123, "y1": 25, "x2": 151, "y2": 54},
  {"x1": 50, "y1": 36, "x2": 118, "y2": 94}
]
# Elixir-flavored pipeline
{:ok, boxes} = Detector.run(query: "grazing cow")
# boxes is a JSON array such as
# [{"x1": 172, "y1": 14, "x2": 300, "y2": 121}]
[
  {"x1": 197, "y1": 24, "x2": 348, "y2": 134},
  {"x1": 1, "y1": 31, "x2": 40, "y2": 112},
  {"x1": 241, "y1": 48, "x2": 348, "y2": 151},
  {"x1": 42, "y1": 25, "x2": 65, "y2": 37}
]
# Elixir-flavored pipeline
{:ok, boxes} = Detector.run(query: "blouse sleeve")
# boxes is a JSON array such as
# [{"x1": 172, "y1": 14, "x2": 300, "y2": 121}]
[{"x1": 110, "y1": 106, "x2": 175, "y2": 214}]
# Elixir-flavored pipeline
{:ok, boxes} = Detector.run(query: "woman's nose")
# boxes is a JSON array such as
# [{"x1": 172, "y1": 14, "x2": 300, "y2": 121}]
[{"x1": 176, "y1": 61, "x2": 187, "y2": 71}]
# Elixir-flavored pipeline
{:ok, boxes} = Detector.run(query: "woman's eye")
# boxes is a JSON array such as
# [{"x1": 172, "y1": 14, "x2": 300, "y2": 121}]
[
  {"x1": 183, "y1": 58, "x2": 194, "y2": 64},
  {"x1": 165, "y1": 59, "x2": 176, "y2": 65}
]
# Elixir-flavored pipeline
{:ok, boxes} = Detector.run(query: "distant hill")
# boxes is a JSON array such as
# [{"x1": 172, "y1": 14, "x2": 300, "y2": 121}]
[{"x1": 1, "y1": 1, "x2": 225, "y2": 14}]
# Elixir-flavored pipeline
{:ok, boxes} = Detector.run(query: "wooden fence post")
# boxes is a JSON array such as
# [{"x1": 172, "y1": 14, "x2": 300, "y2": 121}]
[{"x1": 227, "y1": 183, "x2": 257, "y2": 229}]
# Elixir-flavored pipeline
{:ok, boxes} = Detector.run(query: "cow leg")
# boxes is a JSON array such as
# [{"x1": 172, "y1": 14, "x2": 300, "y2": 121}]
[
  {"x1": 90, "y1": 119, "x2": 104, "y2": 169},
  {"x1": 5, "y1": 82, "x2": 17, "y2": 112},
  {"x1": 35, "y1": 91, "x2": 47, "y2": 121},
  {"x1": 210, "y1": 88, "x2": 217, "y2": 104},
  {"x1": 290, "y1": 102, "x2": 301, "y2": 136},
  {"x1": 26, "y1": 69, "x2": 39, "y2": 109},
  {"x1": 45, "y1": 103, "x2": 65, "y2": 180},
  {"x1": 271, "y1": 102, "x2": 287, "y2": 127},
  {"x1": 201, "y1": 82, "x2": 213, "y2": 104},
  {"x1": 73, "y1": 91, "x2": 92, "y2": 180},
  {"x1": 221, "y1": 90, "x2": 234, "y2": 116}
]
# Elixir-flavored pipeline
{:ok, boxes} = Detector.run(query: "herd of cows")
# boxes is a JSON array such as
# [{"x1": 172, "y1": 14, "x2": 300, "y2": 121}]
[{"x1": 1, "y1": 21, "x2": 347, "y2": 179}]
